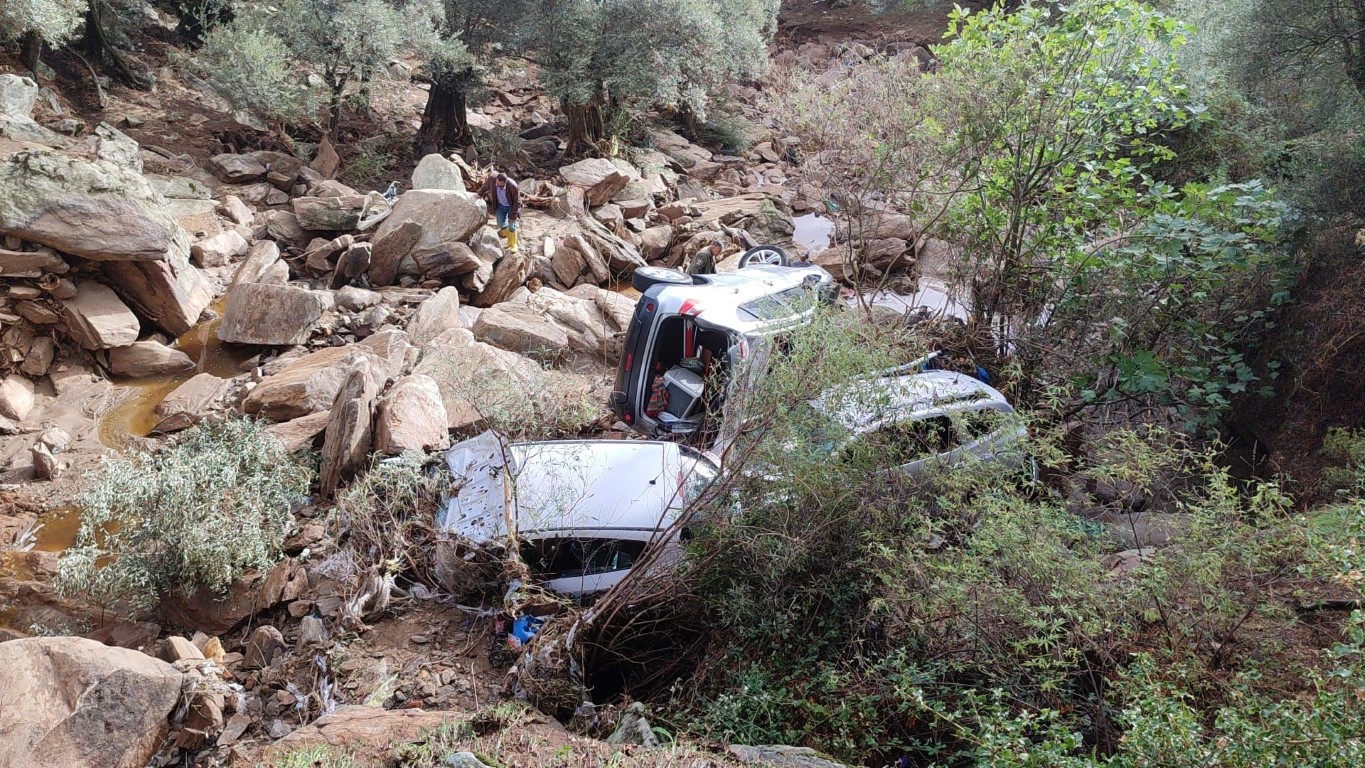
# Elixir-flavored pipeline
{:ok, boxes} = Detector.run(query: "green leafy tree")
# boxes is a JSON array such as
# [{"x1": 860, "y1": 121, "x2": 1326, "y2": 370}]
[
  {"x1": 0, "y1": 0, "x2": 86, "y2": 70},
  {"x1": 191, "y1": 14, "x2": 318, "y2": 124},
  {"x1": 55, "y1": 419, "x2": 313, "y2": 610},
  {"x1": 412, "y1": 0, "x2": 525, "y2": 151},
  {"x1": 529, "y1": 0, "x2": 778, "y2": 152}
]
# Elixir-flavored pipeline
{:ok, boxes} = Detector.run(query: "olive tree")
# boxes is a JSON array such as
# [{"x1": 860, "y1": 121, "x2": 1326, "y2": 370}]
[
  {"x1": 0, "y1": 0, "x2": 86, "y2": 70},
  {"x1": 530, "y1": 0, "x2": 778, "y2": 152},
  {"x1": 412, "y1": 0, "x2": 524, "y2": 151}
]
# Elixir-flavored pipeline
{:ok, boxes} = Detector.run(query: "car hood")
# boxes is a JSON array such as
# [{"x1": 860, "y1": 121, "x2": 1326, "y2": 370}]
[{"x1": 437, "y1": 433, "x2": 693, "y2": 544}]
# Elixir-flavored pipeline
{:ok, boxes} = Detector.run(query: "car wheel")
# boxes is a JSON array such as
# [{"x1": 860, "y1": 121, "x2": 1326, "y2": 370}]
[
  {"x1": 738, "y1": 245, "x2": 791, "y2": 268},
  {"x1": 631, "y1": 266, "x2": 695, "y2": 292}
]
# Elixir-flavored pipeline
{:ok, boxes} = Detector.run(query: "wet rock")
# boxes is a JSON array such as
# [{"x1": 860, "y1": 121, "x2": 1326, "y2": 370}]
[
  {"x1": 471, "y1": 305, "x2": 569, "y2": 358},
  {"x1": 209, "y1": 153, "x2": 267, "y2": 183},
  {"x1": 108, "y1": 340, "x2": 195, "y2": 377},
  {"x1": 0, "y1": 376, "x2": 35, "y2": 422},
  {"x1": 405, "y1": 286, "x2": 462, "y2": 347},
  {"x1": 190, "y1": 230, "x2": 250, "y2": 268},
  {"x1": 102, "y1": 246, "x2": 213, "y2": 337},
  {"x1": 727, "y1": 745, "x2": 849, "y2": 768},
  {"x1": 218, "y1": 283, "x2": 329, "y2": 345},
  {"x1": 0, "y1": 246, "x2": 66, "y2": 277},
  {"x1": 0, "y1": 149, "x2": 186, "y2": 262},
  {"x1": 373, "y1": 374, "x2": 448, "y2": 454},
  {"x1": 319, "y1": 357, "x2": 378, "y2": 495},
  {"x1": 61, "y1": 281, "x2": 140, "y2": 349},
  {"x1": 336, "y1": 286, "x2": 383, "y2": 312},
  {"x1": 154, "y1": 373, "x2": 231, "y2": 429},
  {"x1": 411, "y1": 153, "x2": 466, "y2": 192},
  {"x1": 0, "y1": 637, "x2": 182, "y2": 768},
  {"x1": 230, "y1": 240, "x2": 284, "y2": 287},
  {"x1": 243, "y1": 625, "x2": 286, "y2": 669},
  {"x1": 373, "y1": 190, "x2": 486, "y2": 267}
]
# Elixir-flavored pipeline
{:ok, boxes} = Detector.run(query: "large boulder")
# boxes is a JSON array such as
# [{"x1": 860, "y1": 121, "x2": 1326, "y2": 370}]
[
  {"x1": 218, "y1": 283, "x2": 329, "y2": 346},
  {"x1": 243, "y1": 334, "x2": 411, "y2": 421},
  {"x1": 293, "y1": 194, "x2": 381, "y2": 231},
  {"x1": 158, "y1": 559, "x2": 307, "y2": 634},
  {"x1": 373, "y1": 374, "x2": 448, "y2": 454},
  {"x1": 229, "y1": 241, "x2": 285, "y2": 287},
  {"x1": 190, "y1": 230, "x2": 249, "y2": 268},
  {"x1": 108, "y1": 341, "x2": 195, "y2": 378},
  {"x1": 319, "y1": 358, "x2": 377, "y2": 495},
  {"x1": 61, "y1": 281, "x2": 140, "y2": 350},
  {"x1": 102, "y1": 243, "x2": 214, "y2": 337},
  {"x1": 0, "y1": 150, "x2": 185, "y2": 262},
  {"x1": 471, "y1": 249, "x2": 529, "y2": 308},
  {"x1": 0, "y1": 74, "x2": 39, "y2": 120},
  {"x1": 411, "y1": 153, "x2": 466, "y2": 192},
  {"x1": 0, "y1": 637, "x2": 182, "y2": 768},
  {"x1": 372, "y1": 190, "x2": 486, "y2": 268},
  {"x1": 471, "y1": 305, "x2": 570, "y2": 358},
  {"x1": 154, "y1": 373, "x2": 231, "y2": 425},
  {"x1": 208, "y1": 153, "x2": 267, "y2": 183},
  {"x1": 405, "y1": 286, "x2": 462, "y2": 347},
  {"x1": 559, "y1": 158, "x2": 633, "y2": 207}
]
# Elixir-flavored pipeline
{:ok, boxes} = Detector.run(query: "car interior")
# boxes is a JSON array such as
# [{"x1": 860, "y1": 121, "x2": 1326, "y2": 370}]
[
  {"x1": 521, "y1": 538, "x2": 648, "y2": 581},
  {"x1": 641, "y1": 319, "x2": 733, "y2": 434}
]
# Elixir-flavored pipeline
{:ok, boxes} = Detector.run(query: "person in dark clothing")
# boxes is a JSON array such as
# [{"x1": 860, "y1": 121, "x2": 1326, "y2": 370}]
[
  {"x1": 477, "y1": 172, "x2": 523, "y2": 252},
  {"x1": 686, "y1": 239, "x2": 724, "y2": 275}
]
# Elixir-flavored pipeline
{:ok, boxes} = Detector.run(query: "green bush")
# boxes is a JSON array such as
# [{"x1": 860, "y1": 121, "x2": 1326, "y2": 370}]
[
  {"x1": 56, "y1": 419, "x2": 314, "y2": 609},
  {"x1": 190, "y1": 16, "x2": 319, "y2": 124}
]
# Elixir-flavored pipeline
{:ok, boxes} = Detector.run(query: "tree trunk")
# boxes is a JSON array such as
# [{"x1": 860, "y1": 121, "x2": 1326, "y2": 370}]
[
  {"x1": 416, "y1": 72, "x2": 470, "y2": 154},
  {"x1": 564, "y1": 99, "x2": 605, "y2": 156},
  {"x1": 83, "y1": 3, "x2": 153, "y2": 89},
  {"x1": 20, "y1": 31, "x2": 42, "y2": 73}
]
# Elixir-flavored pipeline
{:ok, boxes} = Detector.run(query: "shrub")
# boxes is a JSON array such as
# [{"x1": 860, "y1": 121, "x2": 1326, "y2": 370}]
[
  {"x1": 190, "y1": 16, "x2": 318, "y2": 124},
  {"x1": 56, "y1": 419, "x2": 314, "y2": 609}
]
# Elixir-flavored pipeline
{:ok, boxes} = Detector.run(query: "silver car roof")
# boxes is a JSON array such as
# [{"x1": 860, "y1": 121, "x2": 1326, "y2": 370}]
[
  {"x1": 648, "y1": 263, "x2": 832, "y2": 334},
  {"x1": 813, "y1": 370, "x2": 1014, "y2": 434},
  {"x1": 439, "y1": 434, "x2": 707, "y2": 544}
]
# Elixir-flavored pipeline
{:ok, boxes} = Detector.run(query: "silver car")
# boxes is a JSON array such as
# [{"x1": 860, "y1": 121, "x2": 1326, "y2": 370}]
[
  {"x1": 438, "y1": 432, "x2": 719, "y2": 598},
  {"x1": 716, "y1": 365, "x2": 1033, "y2": 480}
]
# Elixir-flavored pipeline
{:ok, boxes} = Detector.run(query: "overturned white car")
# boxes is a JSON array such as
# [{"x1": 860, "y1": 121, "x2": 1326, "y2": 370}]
[{"x1": 437, "y1": 432, "x2": 718, "y2": 598}]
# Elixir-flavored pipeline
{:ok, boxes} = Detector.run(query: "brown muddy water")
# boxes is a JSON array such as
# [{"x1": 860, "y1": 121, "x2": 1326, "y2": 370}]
[{"x1": 97, "y1": 298, "x2": 256, "y2": 449}]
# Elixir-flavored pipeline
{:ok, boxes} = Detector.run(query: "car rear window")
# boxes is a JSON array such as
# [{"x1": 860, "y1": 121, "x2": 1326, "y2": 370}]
[{"x1": 738, "y1": 284, "x2": 819, "y2": 322}]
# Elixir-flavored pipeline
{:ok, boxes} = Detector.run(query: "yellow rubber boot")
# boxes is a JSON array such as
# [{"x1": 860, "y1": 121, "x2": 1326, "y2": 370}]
[{"x1": 506, "y1": 230, "x2": 519, "y2": 252}]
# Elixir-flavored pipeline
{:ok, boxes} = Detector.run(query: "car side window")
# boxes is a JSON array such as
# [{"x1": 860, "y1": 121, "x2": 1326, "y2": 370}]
[
  {"x1": 523, "y1": 538, "x2": 647, "y2": 580},
  {"x1": 955, "y1": 407, "x2": 1007, "y2": 442},
  {"x1": 869, "y1": 416, "x2": 955, "y2": 465}
]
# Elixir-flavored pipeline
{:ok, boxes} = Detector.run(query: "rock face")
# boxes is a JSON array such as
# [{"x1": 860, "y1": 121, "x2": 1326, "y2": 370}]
[
  {"x1": 471, "y1": 305, "x2": 570, "y2": 358},
  {"x1": 0, "y1": 637, "x2": 183, "y2": 768},
  {"x1": 372, "y1": 190, "x2": 486, "y2": 268},
  {"x1": 560, "y1": 158, "x2": 633, "y2": 207},
  {"x1": 373, "y1": 374, "x2": 448, "y2": 454},
  {"x1": 0, "y1": 150, "x2": 185, "y2": 262},
  {"x1": 244, "y1": 334, "x2": 409, "y2": 421},
  {"x1": 405, "y1": 286, "x2": 462, "y2": 347},
  {"x1": 293, "y1": 195, "x2": 377, "y2": 231},
  {"x1": 411, "y1": 154, "x2": 466, "y2": 192},
  {"x1": 102, "y1": 245, "x2": 213, "y2": 337},
  {"x1": 218, "y1": 283, "x2": 328, "y2": 346},
  {"x1": 108, "y1": 341, "x2": 195, "y2": 377},
  {"x1": 61, "y1": 281, "x2": 141, "y2": 349}
]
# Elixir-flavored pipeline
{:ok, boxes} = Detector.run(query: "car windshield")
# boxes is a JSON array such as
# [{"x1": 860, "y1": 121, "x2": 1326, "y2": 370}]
[
  {"x1": 737, "y1": 283, "x2": 822, "y2": 322},
  {"x1": 679, "y1": 453, "x2": 718, "y2": 502}
]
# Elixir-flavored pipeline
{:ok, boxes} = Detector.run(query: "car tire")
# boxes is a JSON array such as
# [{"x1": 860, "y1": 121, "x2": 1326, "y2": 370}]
[
  {"x1": 631, "y1": 266, "x2": 695, "y2": 292},
  {"x1": 738, "y1": 245, "x2": 791, "y2": 268}
]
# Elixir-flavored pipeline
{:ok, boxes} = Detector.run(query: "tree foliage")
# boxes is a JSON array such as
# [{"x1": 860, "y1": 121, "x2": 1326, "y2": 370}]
[
  {"x1": 530, "y1": 0, "x2": 778, "y2": 151},
  {"x1": 55, "y1": 419, "x2": 314, "y2": 609},
  {"x1": 191, "y1": 13, "x2": 318, "y2": 123},
  {"x1": 0, "y1": 0, "x2": 85, "y2": 46}
]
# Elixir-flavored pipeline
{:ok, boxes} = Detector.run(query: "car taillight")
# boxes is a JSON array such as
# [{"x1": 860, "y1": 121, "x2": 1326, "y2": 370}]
[
  {"x1": 679, "y1": 299, "x2": 702, "y2": 317},
  {"x1": 645, "y1": 301, "x2": 656, "y2": 312},
  {"x1": 624, "y1": 352, "x2": 633, "y2": 372},
  {"x1": 624, "y1": 413, "x2": 633, "y2": 423}
]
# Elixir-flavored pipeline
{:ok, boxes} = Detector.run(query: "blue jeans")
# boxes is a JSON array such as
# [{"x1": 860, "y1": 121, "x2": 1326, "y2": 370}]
[{"x1": 495, "y1": 206, "x2": 518, "y2": 232}]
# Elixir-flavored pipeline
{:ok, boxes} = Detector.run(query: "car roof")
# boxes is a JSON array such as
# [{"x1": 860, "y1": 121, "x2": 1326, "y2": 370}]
[
  {"x1": 437, "y1": 434, "x2": 706, "y2": 543},
  {"x1": 509, "y1": 440, "x2": 694, "y2": 539},
  {"x1": 647, "y1": 263, "x2": 832, "y2": 333},
  {"x1": 813, "y1": 370, "x2": 1013, "y2": 433}
]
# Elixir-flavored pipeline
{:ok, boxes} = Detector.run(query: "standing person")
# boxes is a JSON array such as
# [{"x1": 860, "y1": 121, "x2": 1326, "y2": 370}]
[
  {"x1": 477, "y1": 172, "x2": 523, "y2": 252},
  {"x1": 686, "y1": 238, "x2": 724, "y2": 275}
]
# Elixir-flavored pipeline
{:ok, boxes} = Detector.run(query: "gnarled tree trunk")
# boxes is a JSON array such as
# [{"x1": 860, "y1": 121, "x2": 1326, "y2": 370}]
[
  {"x1": 416, "y1": 71, "x2": 471, "y2": 154},
  {"x1": 20, "y1": 31, "x2": 42, "y2": 73},
  {"x1": 563, "y1": 98, "x2": 605, "y2": 156}
]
